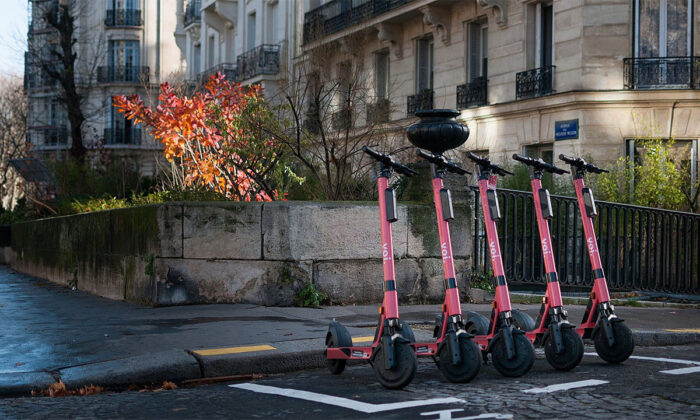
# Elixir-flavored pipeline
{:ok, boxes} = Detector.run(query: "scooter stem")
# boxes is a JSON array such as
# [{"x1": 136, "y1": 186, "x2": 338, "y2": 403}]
[
  {"x1": 573, "y1": 177, "x2": 611, "y2": 303},
  {"x1": 530, "y1": 177, "x2": 564, "y2": 308},
  {"x1": 378, "y1": 176, "x2": 400, "y2": 319},
  {"x1": 430, "y1": 177, "x2": 461, "y2": 317}
]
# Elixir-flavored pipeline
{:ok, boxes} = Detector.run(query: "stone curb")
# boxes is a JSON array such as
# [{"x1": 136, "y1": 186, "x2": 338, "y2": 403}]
[{"x1": 1, "y1": 331, "x2": 698, "y2": 397}]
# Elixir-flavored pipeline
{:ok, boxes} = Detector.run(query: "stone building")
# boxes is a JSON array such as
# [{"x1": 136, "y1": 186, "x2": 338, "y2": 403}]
[
  {"x1": 174, "y1": 0, "x2": 296, "y2": 99},
  {"x1": 25, "y1": 0, "x2": 184, "y2": 175},
  {"x1": 299, "y1": 0, "x2": 699, "y2": 182}
]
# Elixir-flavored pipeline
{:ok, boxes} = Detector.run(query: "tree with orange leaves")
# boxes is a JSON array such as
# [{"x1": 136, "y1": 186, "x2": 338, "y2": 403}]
[{"x1": 113, "y1": 74, "x2": 298, "y2": 201}]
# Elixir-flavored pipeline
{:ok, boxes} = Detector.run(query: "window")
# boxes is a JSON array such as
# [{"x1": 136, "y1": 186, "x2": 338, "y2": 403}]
[
  {"x1": 375, "y1": 51, "x2": 390, "y2": 100},
  {"x1": 109, "y1": 40, "x2": 139, "y2": 69},
  {"x1": 467, "y1": 21, "x2": 488, "y2": 81},
  {"x1": 337, "y1": 61, "x2": 352, "y2": 108},
  {"x1": 110, "y1": 0, "x2": 137, "y2": 10},
  {"x1": 207, "y1": 35, "x2": 216, "y2": 67},
  {"x1": 266, "y1": 3, "x2": 277, "y2": 43},
  {"x1": 540, "y1": 3, "x2": 553, "y2": 68},
  {"x1": 416, "y1": 37, "x2": 433, "y2": 92},
  {"x1": 635, "y1": 0, "x2": 692, "y2": 58},
  {"x1": 108, "y1": 105, "x2": 140, "y2": 145},
  {"x1": 247, "y1": 12, "x2": 257, "y2": 50},
  {"x1": 523, "y1": 143, "x2": 553, "y2": 164},
  {"x1": 627, "y1": 138, "x2": 698, "y2": 191},
  {"x1": 193, "y1": 44, "x2": 201, "y2": 77}
]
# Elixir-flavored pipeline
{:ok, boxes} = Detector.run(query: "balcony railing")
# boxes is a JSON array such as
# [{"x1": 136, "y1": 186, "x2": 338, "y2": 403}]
[
  {"x1": 456, "y1": 77, "x2": 487, "y2": 109},
  {"x1": 105, "y1": 9, "x2": 142, "y2": 27},
  {"x1": 184, "y1": 0, "x2": 202, "y2": 27},
  {"x1": 35, "y1": 127, "x2": 69, "y2": 146},
  {"x1": 236, "y1": 44, "x2": 280, "y2": 81},
  {"x1": 366, "y1": 98, "x2": 391, "y2": 124},
  {"x1": 25, "y1": 71, "x2": 59, "y2": 91},
  {"x1": 407, "y1": 89, "x2": 433, "y2": 116},
  {"x1": 303, "y1": 0, "x2": 414, "y2": 44},
  {"x1": 623, "y1": 57, "x2": 700, "y2": 90},
  {"x1": 516, "y1": 65, "x2": 554, "y2": 100},
  {"x1": 97, "y1": 66, "x2": 149, "y2": 84},
  {"x1": 199, "y1": 63, "x2": 238, "y2": 84},
  {"x1": 104, "y1": 127, "x2": 142, "y2": 145}
]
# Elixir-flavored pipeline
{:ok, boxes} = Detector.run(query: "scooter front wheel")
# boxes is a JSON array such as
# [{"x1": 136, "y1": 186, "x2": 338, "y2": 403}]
[
  {"x1": 372, "y1": 342, "x2": 417, "y2": 389},
  {"x1": 594, "y1": 321, "x2": 634, "y2": 364},
  {"x1": 491, "y1": 333, "x2": 535, "y2": 378},
  {"x1": 438, "y1": 336, "x2": 481, "y2": 383},
  {"x1": 544, "y1": 327, "x2": 584, "y2": 371}
]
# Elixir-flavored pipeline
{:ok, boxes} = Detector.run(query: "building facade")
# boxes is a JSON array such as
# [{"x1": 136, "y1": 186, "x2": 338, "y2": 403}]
[
  {"x1": 25, "y1": 0, "x2": 185, "y2": 175},
  {"x1": 174, "y1": 0, "x2": 296, "y2": 99},
  {"x1": 299, "y1": 0, "x2": 699, "y2": 176}
]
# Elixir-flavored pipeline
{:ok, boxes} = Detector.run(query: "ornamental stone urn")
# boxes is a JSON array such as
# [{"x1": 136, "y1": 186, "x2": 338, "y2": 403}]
[{"x1": 406, "y1": 109, "x2": 469, "y2": 155}]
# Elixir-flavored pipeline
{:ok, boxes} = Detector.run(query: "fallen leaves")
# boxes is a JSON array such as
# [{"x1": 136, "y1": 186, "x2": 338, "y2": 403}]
[{"x1": 31, "y1": 380, "x2": 104, "y2": 398}]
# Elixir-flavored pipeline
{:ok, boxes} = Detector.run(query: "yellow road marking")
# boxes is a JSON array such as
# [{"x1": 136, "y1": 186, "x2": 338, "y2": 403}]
[
  {"x1": 665, "y1": 329, "x2": 700, "y2": 333},
  {"x1": 194, "y1": 344, "x2": 276, "y2": 356},
  {"x1": 352, "y1": 336, "x2": 375, "y2": 344}
]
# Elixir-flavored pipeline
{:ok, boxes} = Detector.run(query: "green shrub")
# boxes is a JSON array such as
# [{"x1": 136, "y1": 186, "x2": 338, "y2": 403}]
[{"x1": 295, "y1": 283, "x2": 327, "y2": 308}]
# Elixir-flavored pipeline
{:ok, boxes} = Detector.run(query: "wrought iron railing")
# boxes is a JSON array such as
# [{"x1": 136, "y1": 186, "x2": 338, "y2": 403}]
[
  {"x1": 199, "y1": 63, "x2": 238, "y2": 84},
  {"x1": 303, "y1": 0, "x2": 414, "y2": 44},
  {"x1": 38, "y1": 127, "x2": 69, "y2": 146},
  {"x1": 623, "y1": 57, "x2": 700, "y2": 90},
  {"x1": 236, "y1": 44, "x2": 280, "y2": 81},
  {"x1": 25, "y1": 69, "x2": 59, "y2": 91},
  {"x1": 456, "y1": 77, "x2": 487, "y2": 109},
  {"x1": 472, "y1": 187, "x2": 700, "y2": 294},
  {"x1": 184, "y1": 0, "x2": 202, "y2": 26},
  {"x1": 407, "y1": 89, "x2": 433, "y2": 116},
  {"x1": 516, "y1": 65, "x2": 554, "y2": 100},
  {"x1": 104, "y1": 127, "x2": 142, "y2": 145},
  {"x1": 366, "y1": 98, "x2": 391, "y2": 124},
  {"x1": 97, "y1": 66, "x2": 149, "y2": 84},
  {"x1": 105, "y1": 9, "x2": 142, "y2": 27}
]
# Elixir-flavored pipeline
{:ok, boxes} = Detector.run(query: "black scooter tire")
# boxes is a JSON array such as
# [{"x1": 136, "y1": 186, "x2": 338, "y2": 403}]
[
  {"x1": 594, "y1": 321, "x2": 635, "y2": 364},
  {"x1": 491, "y1": 333, "x2": 535, "y2": 378},
  {"x1": 372, "y1": 342, "x2": 417, "y2": 389},
  {"x1": 511, "y1": 309, "x2": 537, "y2": 332},
  {"x1": 326, "y1": 322, "x2": 352, "y2": 375},
  {"x1": 544, "y1": 327, "x2": 584, "y2": 371},
  {"x1": 438, "y1": 336, "x2": 481, "y2": 383},
  {"x1": 400, "y1": 323, "x2": 416, "y2": 343},
  {"x1": 465, "y1": 311, "x2": 490, "y2": 336}
]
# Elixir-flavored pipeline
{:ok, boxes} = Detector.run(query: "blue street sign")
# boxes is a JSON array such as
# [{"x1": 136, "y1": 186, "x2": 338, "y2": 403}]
[{"x1": 555, "y1": 119, "x2": 579, "y2": 141}]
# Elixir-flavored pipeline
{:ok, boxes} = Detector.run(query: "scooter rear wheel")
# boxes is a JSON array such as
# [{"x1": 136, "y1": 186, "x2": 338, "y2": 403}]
[
  {"x1": 511, "y1": 309, "x2": 537, "y2": 332},
  {"x1": 438, "y1": 336, "x2": 481, "y2": 383},
  {"x1": 326, "y1": 322, "x2": 352, "y2": 375},
  {"x1": 465, "y1": 311, "x2": 490, "y2": 336},
  {"x1": 399, "y1": 323, "x2": 416, "y2": 343},
  {"x1": 491, "y1": 333, "x2": 535, "y2": 378},
  {"x1": 372, "y1": 342, "x2": 417, "y2": 389},
  {"x1": 594, "y1": 321, "x2": 634, "y2": 364},
  {"x1": 544, "y1": 327, "x2": 584, "y2": 371}
]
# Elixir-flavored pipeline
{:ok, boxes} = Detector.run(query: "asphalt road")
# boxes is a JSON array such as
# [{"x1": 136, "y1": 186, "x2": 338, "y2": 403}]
[{"x1": 2, "y1": 343, "x2": 699, "y2": 419}]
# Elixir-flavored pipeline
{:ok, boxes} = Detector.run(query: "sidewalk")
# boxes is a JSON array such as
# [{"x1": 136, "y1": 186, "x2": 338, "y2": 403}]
[{"x1": 1, "y1": 266, "x2": 699, "y2": 396}]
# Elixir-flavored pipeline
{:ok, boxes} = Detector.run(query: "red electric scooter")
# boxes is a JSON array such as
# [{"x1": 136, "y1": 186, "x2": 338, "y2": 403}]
[
  {"x1": 559, "y1": 154, "x2": 635, "y2": 363},
  {"x1": 464, "y1": 152, "x2": 536, "y2": 377},
  {"x1": 325, "y1": 146, "x2": 418, "y2": 389},
  {"x1": 511, "y1": 154, "x2": 585, "y2": 371},
  {"x1": 414, "y1": 149, "x2": 482, "y2": 383}
]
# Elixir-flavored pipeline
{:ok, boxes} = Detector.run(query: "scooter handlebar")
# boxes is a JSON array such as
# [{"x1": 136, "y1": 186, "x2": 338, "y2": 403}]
[
  {"x1": 465, "y1": 151, "x2": 514, "y2": 176},
  {"x1": 512, "y1": 153, "x2": 569, "y2": 174},
  {"x1": 558, "y1": 154, "x2": 608, "y2": 174},
  {"x1": 416, "y1": 149, "x2": 471, "y2": 175},
  {"x1": 363, "y1": 146, "x2": 418, "y2": 176}
]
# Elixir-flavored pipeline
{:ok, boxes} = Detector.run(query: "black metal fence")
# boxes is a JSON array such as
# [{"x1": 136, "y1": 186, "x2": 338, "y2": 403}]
[
  {"x1": 97, "y1": 66, "x2": 149, "y2": 84},
  {"x1": 456, "y1": 77, "x2": 487, "y2": 109},
  {"x1": 105, "y1": 9, "x2": 142, "y2": 27},
  {"x1": 472, "y1": 188, "x2": 700, "y2": 294},
  {"x1": 184, "y1": 0, "x2": 201, "y2": 27},
  {"x1": 515, "y1": 65, "x2": 554, "y2": 99},
  {"x1": 623, "y1": 57, "x2": 700, "y2": 90},
  {"x1": 236, "y1": 44, "x2": 280, "y2": 81},
  {"x1": 407, "y1": 89, "x2": 433, "y2": 116}
]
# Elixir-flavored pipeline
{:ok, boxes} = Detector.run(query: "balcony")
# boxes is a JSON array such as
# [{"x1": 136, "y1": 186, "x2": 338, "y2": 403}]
[
  {"x1": 516, "y1": 66, "x2": 554, "y2": 100},
  {"x1": 623, "y1": 57, "x2": 700, "y2": 90},
  {"x1": 97, "y1": 66, "x2": 149, "y2": 84},
  {"x1": 104, "y1": 127, "x2": 142, "y2": 145},
  {"x1": 184, "y1": 0, "x2": 202, "y2": 27},
  {"x1": 25, "y1": 71, "x2": 59, "y2": 91},
  {"x1": 236, "y1": 44, "x2": 280, "y2": 81},
  {"x1": 456, "y1": 77, "x2": 487, "y2": 109},
  {"x1": 407, "y1": 89, "x2": 433, "y2": 116},
  {"x1": 366, "y1": 98, "x2": 391, "y2": 124},
  {"x1": 303, "y1": 0, "x2": 414, "y2": 44},
  {"x1": 105, "y1": 9, "x2": 142, "y2": 27},
  {"x1": 199, "y1": 63, "x2": 238, "y2": 84},
  {"x1": 36, "y1": 127, "x2": 69, "y2": 146}
]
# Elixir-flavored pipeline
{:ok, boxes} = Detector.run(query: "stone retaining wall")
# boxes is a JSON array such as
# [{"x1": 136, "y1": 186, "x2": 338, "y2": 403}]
[{"x1": 10, "y1": 201, "x2": 474, "y2": 306}]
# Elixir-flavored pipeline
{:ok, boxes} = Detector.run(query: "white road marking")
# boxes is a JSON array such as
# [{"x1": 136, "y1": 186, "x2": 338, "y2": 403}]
[
  {"x1": 230, "y1": 383, "x2": 465, "y2": 414},
  {"x1": 522, "y1": 379, "x2": 609, "y2": 394},
  {"x1": 660, "y1": 366, "x2": 700, "y2": 375},
  {"x1": 420, "y1": 409, "x2": 513, "y2": 420},
  {"x1": 584, "y1": 352, "x2": 700, "y2": 365}
]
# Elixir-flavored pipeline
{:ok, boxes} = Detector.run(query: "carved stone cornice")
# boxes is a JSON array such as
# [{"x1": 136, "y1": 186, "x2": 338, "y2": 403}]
[
  {"x1": 376, "y1": 23, "x2": 403, "y2": 59},
  {"x1": 420, "y1": 5, "x2": 450, "y2": 45},
  {"x1": 478, "y1": 0, "x2": 508, "y2": 28}
]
